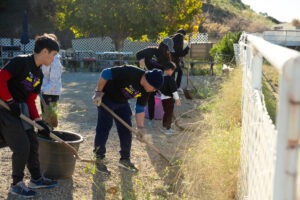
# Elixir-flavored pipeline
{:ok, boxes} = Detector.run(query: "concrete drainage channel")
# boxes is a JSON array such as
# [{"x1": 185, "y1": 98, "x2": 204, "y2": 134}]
[{"x1": 38, "y1": 131, "x2": 83, "y2": 179}]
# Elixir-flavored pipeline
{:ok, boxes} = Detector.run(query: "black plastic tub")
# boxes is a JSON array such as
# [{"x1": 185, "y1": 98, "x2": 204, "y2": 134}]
[{"x1": 38, "y1": 131, "x2": 83, "y2": 179}]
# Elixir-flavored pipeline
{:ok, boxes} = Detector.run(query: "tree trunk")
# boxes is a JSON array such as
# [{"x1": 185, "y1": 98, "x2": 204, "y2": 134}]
[
  {"x1": 113, "y1": 38, "x2": 124, "y2": 51},
  {"x1": 112, "y1": 38, "x2": 125, "y2": 65}
]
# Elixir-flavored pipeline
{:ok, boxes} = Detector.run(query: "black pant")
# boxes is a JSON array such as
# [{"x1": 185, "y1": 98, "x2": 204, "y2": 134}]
[
  {"x1": 162, "y1": 98, "x2": 174, "y2": 129},
  {"x1": 171, "y1": 62, "x2": 183, "y2": 88},
  {"x1": 147, "y1": 92, "x2": 155, "y2": 120},
  {"x1": 41, "y1": 94, "x2": 59, "y2": 113},
  {"x1": 94, "y1": 98, "x2": 132, "y2": 159},
  {"x1": 0, "y1": 108, "x2": 41, "y2": 184}
]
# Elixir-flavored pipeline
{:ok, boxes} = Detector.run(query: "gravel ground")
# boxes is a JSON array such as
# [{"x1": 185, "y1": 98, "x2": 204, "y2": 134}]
[{"x1": 0, "y1": 71, "x2": 219, "y2": 200}]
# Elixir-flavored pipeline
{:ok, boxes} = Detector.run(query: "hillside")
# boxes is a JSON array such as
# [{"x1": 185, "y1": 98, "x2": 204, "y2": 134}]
[{"x1": 200, "y1": 0, "x2": 279, "y2": 37}]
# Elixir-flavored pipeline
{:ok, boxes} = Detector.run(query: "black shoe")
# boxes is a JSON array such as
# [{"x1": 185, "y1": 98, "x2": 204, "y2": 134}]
[
  {"x1": 118, "y1": 159, "x2": 138, "y2": 173},
  {"x1": 28, "y1": 176, "x2": 58, "y2": 189},
  {"x1": 10, "y1": 181, "x2": 38, "y2": 198},
  {"x1": 95, "y1": 158, "x2": 111, "y2": 176}
]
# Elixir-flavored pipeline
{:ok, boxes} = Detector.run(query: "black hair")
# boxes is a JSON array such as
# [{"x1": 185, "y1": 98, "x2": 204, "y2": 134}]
[
  {"x1": 34, "y1": 35, "x2": 59, "y2": 53},
  {"x1": 164, "y1": 61, "x2": 175, "y2": 70},
  {"x1": 158, "y1": 42, "x2": 170, "y2": 63},
  {"x1": 177, "y1": 28, "x2": 186, "y2": 36}
]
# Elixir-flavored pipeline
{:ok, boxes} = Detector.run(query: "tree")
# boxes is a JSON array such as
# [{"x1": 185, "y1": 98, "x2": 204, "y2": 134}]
[
  {"x1": 53, "y1": 0, "x2": 202, "y2": 51},
  {"x1": 291, "y1": 19, "x2": 300, "y2": 26}
]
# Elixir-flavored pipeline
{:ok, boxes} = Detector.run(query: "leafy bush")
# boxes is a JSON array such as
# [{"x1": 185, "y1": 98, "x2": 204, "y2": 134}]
[{"x1": 210, "y1": 31, "x2": 241, "y2": 64}]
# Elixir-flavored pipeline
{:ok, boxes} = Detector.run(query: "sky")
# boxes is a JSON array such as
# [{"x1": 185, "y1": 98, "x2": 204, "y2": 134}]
[{"x1": 241, "y1": 0, "x2": 300, "y2": 23}]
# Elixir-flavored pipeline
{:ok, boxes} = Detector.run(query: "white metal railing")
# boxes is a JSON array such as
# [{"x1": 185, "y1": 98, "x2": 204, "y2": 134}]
[
  {"x1": 264, "y1": 30, "x2": 300, "y2": 46},
  {"x1": 238, "y1": 32, "x2": 300, "y2": 200}
]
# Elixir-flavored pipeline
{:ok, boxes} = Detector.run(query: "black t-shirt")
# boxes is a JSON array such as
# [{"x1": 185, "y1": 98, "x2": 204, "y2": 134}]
[
  {"x1": 160, "y1": 75, "x2": 177, "y2": 97},
  {"x1": 136, "y1": 47, "x2": 165, "y2": 71},
  {"x1": 170, "y1": 33, "x2": 190, "y2": 64},
  {"x1": 103, "y1": 65, "x2": 149, "y2": 106},
  {"x1": 4, "y1": 55, "x2": 43, "y2": 102}
]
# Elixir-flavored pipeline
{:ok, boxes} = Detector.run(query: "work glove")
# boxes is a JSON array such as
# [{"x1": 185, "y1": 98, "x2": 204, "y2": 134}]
[
  {"x1": 136, "y1": 127, "x2": 146, "y2": 142},
  {"x1": 92, "y1": 91, "x2": 104, "y2": 107},
  {"x1": 36, "y1": 120, "x2": 52, "y2": 138},
  {"x1": 6, "y1": 100, "x2": 21, "y2": 118}
]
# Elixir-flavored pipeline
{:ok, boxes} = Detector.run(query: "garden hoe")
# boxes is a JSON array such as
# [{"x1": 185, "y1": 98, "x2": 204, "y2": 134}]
[
  {"x1": 0, "y1": 99, "x2": 99, "y2": 164},
  {"x1": 100, "y1": 102, "x2": 173, "y2": 165}
]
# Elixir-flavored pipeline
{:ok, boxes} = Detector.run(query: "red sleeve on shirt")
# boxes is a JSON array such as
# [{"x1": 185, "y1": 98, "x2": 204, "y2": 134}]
[
  {"x1": 0, "y1": 69, "x2": 12, "y2": 101},
  {"x1": 26, "y1": 93, "x2": 40, "y2": 120}
]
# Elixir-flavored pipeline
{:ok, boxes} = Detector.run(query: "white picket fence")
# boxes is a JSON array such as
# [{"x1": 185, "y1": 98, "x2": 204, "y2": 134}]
[{"x1": 238, "y1": 32, "x2": 300, "y2": 200}]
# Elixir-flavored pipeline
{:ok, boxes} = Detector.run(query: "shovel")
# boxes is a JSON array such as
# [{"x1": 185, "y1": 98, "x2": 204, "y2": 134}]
[
  {"x1": 100, "y1": 102, "x2": 172, "y2": 165},
  {"x1": 0, "y1": 99, "x2": 97, "y2": 164}
]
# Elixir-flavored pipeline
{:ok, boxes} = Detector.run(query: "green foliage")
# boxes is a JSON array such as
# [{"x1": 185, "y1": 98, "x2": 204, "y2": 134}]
[
  {"x1": 191, "y1": 66, "x2": 211, "y2": 76},
  {"x1": 196, "y1": 82, "x2": 214, "y2": 99},
  {"x1": 41, "y1": 102, "x2": 59, "y2": 127},
  {"x1": 197, "y1": 101, "x2": 214, "y2": 113},
  {"x1": 53, "y1": 0, "x2": 203, "y2": 50},
  {"x1": 210, "y1": 31, "x2": 241, "y2": 64}
]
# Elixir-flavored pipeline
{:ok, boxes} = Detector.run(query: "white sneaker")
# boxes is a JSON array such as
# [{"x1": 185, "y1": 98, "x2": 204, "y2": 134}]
[
  {"x1": 160, "y1": 127, "x2": 174, "y2": 135},
  {"x1": 177, "y1": 88, "x2": 183, "y2": 93},
  {"x1": 147, "y1": 120, "x2": 154, "y2": 127}
]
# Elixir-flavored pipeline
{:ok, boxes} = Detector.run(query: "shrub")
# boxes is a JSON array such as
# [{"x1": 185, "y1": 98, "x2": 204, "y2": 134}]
[{"x1": 210, "y1": 31, "x2": 241, "y2": 64}]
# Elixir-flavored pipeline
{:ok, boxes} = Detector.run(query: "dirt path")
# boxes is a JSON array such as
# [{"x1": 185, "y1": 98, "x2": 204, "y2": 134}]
[{"x1": 0, "y1": 72, "x2": 211, "y2": 200}]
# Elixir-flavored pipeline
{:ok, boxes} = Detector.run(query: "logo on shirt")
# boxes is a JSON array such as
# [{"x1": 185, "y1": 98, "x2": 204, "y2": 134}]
[
  {"x1": 21, "y1": 75, "x2": 40, "y2": 91},
  {"x1": 150, "y1": 55, "x2": 162, "y2": 67},
  {"x1": 121, "y1": 85, "x2": 141, "y2": 99}
]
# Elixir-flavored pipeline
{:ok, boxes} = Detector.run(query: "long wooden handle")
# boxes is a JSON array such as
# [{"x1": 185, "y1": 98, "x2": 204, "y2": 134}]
[
  {"x1": 0, "y1": 99, "x2": 97, "y2": 164},
  {"x1": 188, "y1": 76, "x2": 198, "y2": 92},
  {"x1": 100, "y1": 103, "x2": 171, "y2": 164}
]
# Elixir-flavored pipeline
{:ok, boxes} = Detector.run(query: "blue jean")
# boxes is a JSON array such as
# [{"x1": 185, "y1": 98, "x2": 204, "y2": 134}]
[{"x1": 94, "y1": 98, "x2": 132, "y2": 159}]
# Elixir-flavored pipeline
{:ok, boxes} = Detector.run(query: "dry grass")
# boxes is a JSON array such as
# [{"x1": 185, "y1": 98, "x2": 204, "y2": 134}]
[
  {"x1": 175, "y1": 68, "x2": 242, "y2": 199},
  {"x1": 263, "y1": 64, "x2": 279, "y2": 92},
  {"x1": 262, "y1": 64, "x2": 279, "y2": 125}
]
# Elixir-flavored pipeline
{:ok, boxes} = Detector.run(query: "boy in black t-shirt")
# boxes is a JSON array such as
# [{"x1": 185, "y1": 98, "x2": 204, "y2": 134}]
[
  {"x1": 93, "y1": 65, "x2": 163, "y2": 175},
  {"x1": 170, "y1": 28, "x2": 190, "y2": 92},
  {"x1": 160, "y1": 62, "x2": 181, "y2": 135},
  {"x1": 136, "y1": 37, "x2": 174, "y2": 127},
  {"x1": 0, "y1": 34, "x2": 59, "y2": 198},
  {"x1": 92, "y1": 65, "x2": 164, "y2": 175}
]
